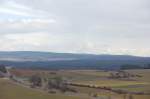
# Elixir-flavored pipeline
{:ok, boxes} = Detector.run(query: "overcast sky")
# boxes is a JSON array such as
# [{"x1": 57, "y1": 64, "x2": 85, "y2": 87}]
[{"x1": 0, "y1": 0, "x2": 150, "y2": 56}]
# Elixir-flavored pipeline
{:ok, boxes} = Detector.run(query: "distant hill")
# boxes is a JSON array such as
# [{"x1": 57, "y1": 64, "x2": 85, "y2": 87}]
[
  {"x1": 0, "y1": 51, "x2": 149, "y2": 61},
  {"x1": 0, "y1": 51, "x2": 150, "y2": 70}
]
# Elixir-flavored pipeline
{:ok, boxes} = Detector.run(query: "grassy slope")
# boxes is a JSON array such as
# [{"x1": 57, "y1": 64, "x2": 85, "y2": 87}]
[
  {"x1": 7, "y1": 69, "x2": 150, "y2": 99},
  {"x1": 70, "y1": 70, "x2": 150, "y2": 88},
  {"x1": 0, "y1": 79, "x2": 89, "y2": 99},
  {"x1": 120, "y1": 69, "x2": 150, "y2": 92},
  {"x1": 74, "y1": 79, "x2": 149, "y2": 87},
  {"x1": 70, "y1": 70, "x2": 150, "y2": 99}
]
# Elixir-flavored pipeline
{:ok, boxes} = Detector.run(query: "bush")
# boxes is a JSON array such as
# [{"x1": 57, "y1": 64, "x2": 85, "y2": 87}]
[
  {"x1": 47, "y1": 76, "x2": 76, "y2": 93},
  {"x1": 29, "y1": 75, "x2": 42, "y2": 87},
  {"x1": 0, "y1": 65, "x2": 7, "y2": 73}
]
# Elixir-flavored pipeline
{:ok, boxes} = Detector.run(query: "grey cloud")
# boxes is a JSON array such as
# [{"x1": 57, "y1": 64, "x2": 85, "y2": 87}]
[{"x1": 0, "y1": 0, "x2": 150, "y2": 56}]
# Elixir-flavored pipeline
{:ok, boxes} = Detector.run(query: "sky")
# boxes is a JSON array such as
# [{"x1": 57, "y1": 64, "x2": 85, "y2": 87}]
[{"x1": 0, "y1": 0, "x2": 150, "y2": 56}]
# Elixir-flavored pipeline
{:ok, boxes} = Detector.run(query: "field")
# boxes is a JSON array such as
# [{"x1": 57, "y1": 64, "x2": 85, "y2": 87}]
[
  {"x1": 1, "y1": 69, "x2": 150, "y2": 99},
  {"x1": 71, "y1": 70, "x2": 149, "y2": 88},
  {"x1": 71, "y1": 70, "x2": 150, "y2": 92},
  {"x1": 69, "y1": 69, "x2": 150, "y2": 99},
  {"x1": 118, "y1": 69, "x2": 150, "y2": 92},
  {"x1": 0, "y1": 78, "x2": 89, "y2": 99}
]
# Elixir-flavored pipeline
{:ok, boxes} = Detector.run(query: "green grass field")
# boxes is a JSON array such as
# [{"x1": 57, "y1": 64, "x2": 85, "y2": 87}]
[
  {"x1": 0, "y1": 79, "x2": 89, "y2": 99},
  {"x1": 74, "y1": 79, "x2": 149, "y2": 87},
  {"x1": 6, "y1": 69, "x2": 150, "y2": 99},
  {"x1": 68, "y1": 69, "x2": 150, "y2": 91}
]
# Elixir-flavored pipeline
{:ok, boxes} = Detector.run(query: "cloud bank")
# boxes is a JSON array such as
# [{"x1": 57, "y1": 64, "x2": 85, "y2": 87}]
[{"x1": 0, "y1": 0, "x2": 150, "y2": 56}]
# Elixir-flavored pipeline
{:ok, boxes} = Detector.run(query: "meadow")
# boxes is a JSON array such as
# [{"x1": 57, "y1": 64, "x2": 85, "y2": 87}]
[
  {"x1": 0, "y1": 78, "x2": 89, "y2": 99},
  {"x1": 1, "y1": 69, "x2": 150, "y2": 99}
]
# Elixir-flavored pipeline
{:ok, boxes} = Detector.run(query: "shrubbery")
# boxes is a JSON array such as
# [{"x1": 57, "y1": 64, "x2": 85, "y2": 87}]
[{"x1": 0, "y1": 64, "x2": 7, "y2": 73}]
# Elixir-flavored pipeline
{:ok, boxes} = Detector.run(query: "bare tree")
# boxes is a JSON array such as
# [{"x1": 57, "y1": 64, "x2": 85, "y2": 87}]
[
  {"x1": 29, "y1": 74, "x2": 42, "y2": 87},
  {"x1": 0, "y1": 65, "x2": 7, "y2": 73}
]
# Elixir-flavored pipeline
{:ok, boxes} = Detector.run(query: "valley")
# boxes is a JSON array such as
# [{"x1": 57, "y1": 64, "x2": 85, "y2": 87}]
[{"x1": 1, "y1": 68, "x2": 149, "y2": 99}]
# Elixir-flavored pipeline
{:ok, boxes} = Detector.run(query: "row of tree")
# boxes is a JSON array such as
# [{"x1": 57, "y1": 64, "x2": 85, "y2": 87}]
[
  {"x1": 29, "y1": 75, "x2": 76, "y2": 93},
  {"x1": 0, "y1": 64, "x2": 7, "y2": 73},
  {"x1": 120, "y1": 64, "x2": 150, "y2": 70},
  {"x1": 109, "y1": 71, "x2": 142, "y2": 79}
]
